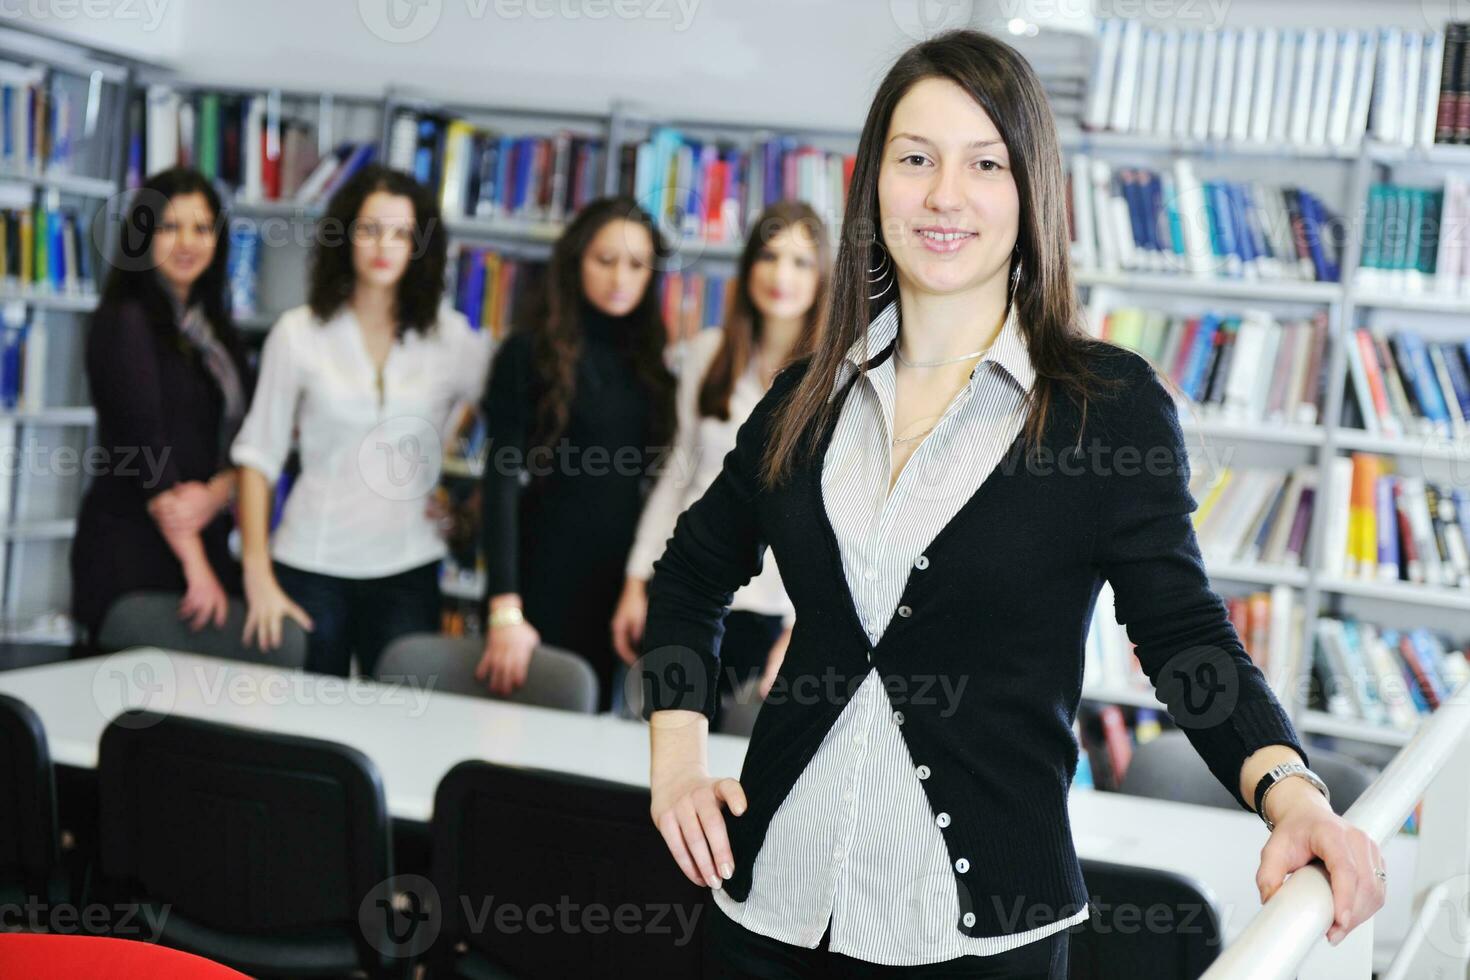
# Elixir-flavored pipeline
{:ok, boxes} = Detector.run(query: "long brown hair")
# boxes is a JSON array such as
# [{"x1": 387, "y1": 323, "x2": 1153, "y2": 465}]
[
  {"x1": 525, "y1": 196, "x2": 677, "y2": 456},
  {"x1": 698, "y1": 201, "x2": 831, "y2": 420},
  {"x1": 758, "y1": 29, "x2": 1127, "y2": 491}
]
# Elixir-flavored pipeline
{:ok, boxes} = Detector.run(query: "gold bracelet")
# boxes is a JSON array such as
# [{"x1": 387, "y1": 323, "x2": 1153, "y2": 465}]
[{"x1": 488, "y1": 606, "x2": 525, "y2": 629}]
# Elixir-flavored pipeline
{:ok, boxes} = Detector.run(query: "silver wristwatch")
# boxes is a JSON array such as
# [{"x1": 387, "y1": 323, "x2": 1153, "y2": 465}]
[{"x1": 1254, "y1": 762, "x2": 1330, "y2": 831}]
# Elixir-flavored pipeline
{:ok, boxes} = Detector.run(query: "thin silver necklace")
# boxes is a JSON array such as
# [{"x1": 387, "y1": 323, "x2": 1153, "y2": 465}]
[{"x1": 894, "y1": 339, "x2": 993, "y2": 368}]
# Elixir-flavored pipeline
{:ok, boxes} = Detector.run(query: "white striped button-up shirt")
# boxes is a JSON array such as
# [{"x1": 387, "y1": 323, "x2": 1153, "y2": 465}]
[{"x1": 712, "y1": 299, "x2": 1090, "y2": 965}]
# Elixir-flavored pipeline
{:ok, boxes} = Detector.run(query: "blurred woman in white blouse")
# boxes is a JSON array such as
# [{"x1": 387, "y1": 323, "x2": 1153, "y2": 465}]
[
  {"x1": 612, "y1": 201, "x2": 829, "y2": 727},
  {"x1": 231, "y1": 165, "x2": 491, "y2": 675}
]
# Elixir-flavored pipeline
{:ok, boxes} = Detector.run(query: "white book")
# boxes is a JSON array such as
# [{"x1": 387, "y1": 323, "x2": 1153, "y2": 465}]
[
  {"x1": 1269, "y1": 30, "x2": 1299, "y2": 146},
  {"x1": 1156, "y1": 29, "x2": 1181, "y2": 137},
  {"x1": 1223, "y1": 311, "x2": 1271, "y2": 420},
  {"x1": 1434, "y1": 175, "x2": 1465, "y2": 295},
  {"x1": 1136, "y1": 29, "x2": 1162, "y2": 136},
  {"x1": 1090, "y1": 158, "x2": 1119, "y2": 272},
  {"x1": 1174, "y1": 31, "x2": 1201, "y2": 140},
  {"x1": 1345, "y1": 30, "x2": 1379, "y2": 150},
  {"x1": 1210, "y1": 29, "x2": 1237, "y2": 142},
  {"x1": 1070, "y1": 154, "x2": 1097, "y2": 269},
  {"x1": 1289, "y1": 29, "x2": 1319, "y2": 147},
  {"x1": 1322, "y1": 456, "x2": 1355, "y2": 580},
  {"x1": 1191, "y1": 31, "x2": 1218, "y2": 143},
  {"x1": 1248, "y1": 317, "x2": 1283, "y2": 420},
  {"x1": 1419, "y1": 30, "x2": 1446, "y2": 148},
  {"x1": 1230, "y1": 29, "x2": 1257, "y2": 143},
  {"x1": 1360, "y1": 625, "x2": 1420, "y2": 732},
  {"x1": 242, "y1": 96, "x2": 264, "y2": 203},
  {"x1": 1372, "y1": 28, "x2": 1403, "y2": 143},
  {"x1": 1327, "y1": 31, "x2": 1359, "y2": 148},
  {"x1": 0, "y1": 419, "x2": 13, "y2": 524},
  {"x1": 1265, "y1": 585, "x2": 1298, "y2": 699},
  {"x1": 1085, "y1": 18, "x2": 1123, "y2": 130},
  {"x1": 1172, "y1": 159, "x2": 1214, "y2": 276},
  {"x1": 144, "y1": 85, "x2": 180, "y2": 176},
  {"x1": 386, "y1": 112, "x2": 418, "y2": 172},
  {"x1": 1110, "y1": 18, "x2": 1145, "y2": 132},
  {"x1": 1307, "y1": 29, "x2": 1337, "y2": 147},
  {"x1": 1108, "y1": 174, "x2": 1139, "y2": 270},
  {"x1": 1344, "y1": 329, "x2": 1380, "y2": 435},
  {"x1": 1402, "y1": 476, "x2": 1444, "y2": 586},
  {"x1": 1400, "y1": 31, "x2": 1424, "y2": 148},
  {"x1": 1250, "y1": 29, "x2": 1279, "y2": 143},
  {"x1": 20, "y1": 311, "x2": 45, "y2": 411}
]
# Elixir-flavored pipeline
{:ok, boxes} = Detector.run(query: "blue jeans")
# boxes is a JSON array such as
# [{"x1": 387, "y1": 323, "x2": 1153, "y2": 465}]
[{"x1": 273, "y1": 560, "x2": 441, "y2": 677}]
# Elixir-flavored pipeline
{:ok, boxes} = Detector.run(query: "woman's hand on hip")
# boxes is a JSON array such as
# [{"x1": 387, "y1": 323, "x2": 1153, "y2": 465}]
[
  {"x1": 650, "y1": 761, "x2": 747, "y2": 890},
  {"x1": 611, "y1": 577, "x2": 649, "y2": 666},
  {"x1": 475, "y1": 619, "x2": 540, "y2": 696},
  {"x1": 241, "y1": 565, "x2": 315, "y2": 651},
  {"x1": 1256, "y1": 780, "x2": 1387, "y2": 946}
]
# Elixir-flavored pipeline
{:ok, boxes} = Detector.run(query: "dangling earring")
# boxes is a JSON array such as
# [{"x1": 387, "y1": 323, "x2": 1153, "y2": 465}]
[
  {"x1": 867, "y1": 240, "x2": 895, "y2": 301},
  {"x1": 1008, "y1": 251, "x2": 1022, "y2": 300}
]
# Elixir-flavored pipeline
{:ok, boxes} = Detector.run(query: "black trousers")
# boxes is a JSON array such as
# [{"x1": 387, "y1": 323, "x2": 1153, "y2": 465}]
[
  {"x1": 274, "y1": 560, "x2": 441, "y2": 677},
  {"x1": 711, "y1": 610, "x2": 785, "y2": 729},
  {"x1": 702, "y1": 898, "x2": 1069, "y2": 979}
]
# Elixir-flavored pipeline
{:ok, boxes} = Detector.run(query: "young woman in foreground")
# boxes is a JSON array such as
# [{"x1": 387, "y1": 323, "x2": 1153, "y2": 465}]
[{"x1": 640, "y1": 30, "x2": 1385, "y2": 979}]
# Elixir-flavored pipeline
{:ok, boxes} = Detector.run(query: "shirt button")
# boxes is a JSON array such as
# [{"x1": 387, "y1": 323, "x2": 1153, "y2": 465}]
[
  {"x1": 955, "y1": 858, "x2": 970, "y2": 873},
  {"x1": 892, "y1": 711, "x2": 904, "y2": 725},
  {"x1": 897, "y1": 605, "x2": 912, "y2": 618},
  {"x1": 842, "y1": 789, "x2": 854, "y2": 803},
  {"x1": 915, "y1": 555, "x2": 929, "y2": 570},
  {"x1": 853, "y1": 734, "x2": 865, "y2": 747},
  {"x1": 962, "y1": 912, "x2": 976, "y2": 928},
  {"x1": 864, "y1": 568, "x2": 878, "y2": 581},
  {"x1": 936, "y1": 812, "x2": 951, "y2": 828},
  {"x1": 833, "y1": 848, "x2": 844, "y2": 861},
  {"x1": 916, "y1": 765, "x2": 931, "y2": 780}
]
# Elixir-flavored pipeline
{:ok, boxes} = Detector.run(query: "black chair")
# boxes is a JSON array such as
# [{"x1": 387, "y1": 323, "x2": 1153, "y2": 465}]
[
  {"x1": 429, "y1": 761, "x2": 707, "y2": 978},
  {"x1": 0, "y1": 693, "x2": 62, "y2": 909},
  {"x1": 375, "y1": 633, "x2": 598, "y2": 713},
  {"x1": 97, "y1": 591, "x2": 308, "y2": 669},
  {"x1": 97, "y1": 710, "x2": 405, "y2": 978},
  {"x1": 1118, "y1": 730, "x2": 1378, "y2": 816},
  {"x1": 1069, "y1": 858, "x2": 1222, "y2": 980}
]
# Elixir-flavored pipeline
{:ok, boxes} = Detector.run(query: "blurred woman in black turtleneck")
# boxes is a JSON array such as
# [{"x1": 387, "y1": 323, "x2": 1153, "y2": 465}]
[{"x1": 477, "y1": 196, "x2": 676, "y2": 711}]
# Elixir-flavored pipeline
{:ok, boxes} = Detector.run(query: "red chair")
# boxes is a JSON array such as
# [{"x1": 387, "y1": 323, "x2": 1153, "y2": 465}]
[{"x1": 0, "y1": 934, "x2": 249, "y2": 977}]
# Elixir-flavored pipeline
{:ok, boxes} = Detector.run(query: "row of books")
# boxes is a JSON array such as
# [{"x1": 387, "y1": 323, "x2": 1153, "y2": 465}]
[
  {"x1": 0, "y1": 201, "x2": 91, "y2": 296},
  {"x1": 660, "y1": 269, "x2": 732, "y2": 348},
  {"x1": 1324, "y1": 453, "x2": 1470, "y2": 590},
  {"x1": 1341, "y1": 326, "x2": 1470, "y2": 440},
  {"x1": 136, "y1": 87, "x2": 379, "y2": 206},
  {"x1": 0, "y1": 302, "x2": 46, "y2": 412},
  {"x1": 1355, "y1": 182, "x2": 1445, "y2": 293},
  {"x1": 1087, "y1": 580, "x2": 1304, "y2": 704},
  {"x1": 616, "y1": 127, "x2": 853, "y2": 246},
  {"x1": 1370, "y1": 27, "x2": 1455, "y2": 148},
  {"x1": 386, "y1": 110, "x2": 608, "y2": 225},
  {"x1": 450, "y1": 245, "x2": 544, "y2": 342},
  {"x1": 0, "y1": 60, "x2": 78, "y2": 175},
  {"x1": 1311, "y1": 616, "x2": 1468, "y2": 732},
  {"x1": 1075, "y1": 701, "x2": 1168, "y2": 793},
  {"x1": 1434, "y1": 24, "x2": 1470, "y2": 144},
  {"x1": 1068, "y1": 157, "x2": 1341, "y2": 283},
  {"x1": 1192, "y1": 464, "x2": 1318, "y2": 572},
  {"x1": 1084, "y1": 22, "x2": 1380, "y2": 151},
  {"x1": 1096, "y1": 306, "x2": 1328, "y2": 426}
]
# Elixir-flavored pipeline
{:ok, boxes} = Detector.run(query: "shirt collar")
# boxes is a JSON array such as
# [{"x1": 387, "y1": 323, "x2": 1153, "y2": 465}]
[{"x1": 840, "y1": 299, "x2": 1036, "y2": 394}]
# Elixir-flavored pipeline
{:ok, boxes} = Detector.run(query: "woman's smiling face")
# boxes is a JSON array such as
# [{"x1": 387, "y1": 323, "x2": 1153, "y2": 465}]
[{"x1": 877, "y1": 76, "x2": 1021, "y2": 301}]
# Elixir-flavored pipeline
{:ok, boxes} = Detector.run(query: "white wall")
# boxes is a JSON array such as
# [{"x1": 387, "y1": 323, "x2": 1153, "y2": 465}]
[{"x1": 12, "y1": 0, "x2": 1462, "y2": 130}]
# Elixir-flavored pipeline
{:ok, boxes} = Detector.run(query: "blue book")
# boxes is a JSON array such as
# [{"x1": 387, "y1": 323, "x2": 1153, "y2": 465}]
[
  {"x1": 1182, "y1": 313, "x2": 1220, "y2": 400},
  {"x1": 1375, "y1": 474, "x2": 1399, "y2": 578},
  {"x1": 1210, "y1": 182, "x2": 1240, "y2": 276},
  {"x1": 0, "y1": 318, "x2": 24, "y2": 408},
  {"x1": 1400, "y1": 331, "x2": 1451, "y2": 432},
  {"x1": 1227, "y1": 183, "x2": 1254, "y2": 273},
  {"x1": 462, "y1": 250, "x2": 486, "y2": 332},
  {"x1": 1382, "y1": 629, "x2": 1431, "y2": 715},
  {"x1": 1298, "y1": 191, "x2": 1329, "y2": 282}
]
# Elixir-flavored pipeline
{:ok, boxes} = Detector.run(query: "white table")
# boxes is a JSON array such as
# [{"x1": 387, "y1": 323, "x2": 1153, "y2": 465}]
[{"x1": 0, "y1": 648, "x2": 1413, "y2": 966}]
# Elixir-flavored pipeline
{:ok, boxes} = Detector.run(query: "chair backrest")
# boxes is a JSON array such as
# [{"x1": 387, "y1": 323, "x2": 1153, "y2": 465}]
[
  {"x1": 1069, "y1": 857, "x2": 1223, "y2": 980},
  {"x1": 97, "y1": 710, "x2": 398, "y2": 979},
  {"x1": 1119, "y1": 730, "x2": 1378, "y2": 814},
  {"x1": 96, "y1": 591, "x2": 307, "y2": 669},
  {"x1": 430, "y1": 761, "x2": 707, "y2": 979},
  {"x1": 375, "y1": 633, "x2": 598, "y2": 713},
  {"x1": 0, "y1": 694, "x2": 60, "y2": 904}
]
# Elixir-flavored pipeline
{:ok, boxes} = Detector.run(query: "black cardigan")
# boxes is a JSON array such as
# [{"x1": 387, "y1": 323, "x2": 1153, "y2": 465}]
[{"x1": 639, "y1": 343, "x2": 1307, "y2": 941}]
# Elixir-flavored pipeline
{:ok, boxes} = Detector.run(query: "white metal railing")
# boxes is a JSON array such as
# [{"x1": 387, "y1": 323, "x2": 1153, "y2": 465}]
[{"x1": 1200, "y1": 679, "x2": 1470, "y2": 980}]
